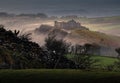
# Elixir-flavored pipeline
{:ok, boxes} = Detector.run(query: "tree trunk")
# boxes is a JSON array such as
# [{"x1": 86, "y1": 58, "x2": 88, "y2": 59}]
[{"x1": 54, "y1": 55, "x2": 61, "y2": 69}]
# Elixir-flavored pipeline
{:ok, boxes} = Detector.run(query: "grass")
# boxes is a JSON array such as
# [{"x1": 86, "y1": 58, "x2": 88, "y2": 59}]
[
  {"x1": 92, "y1": 56, "x2": 118, "y2": 67},
  {"x1": 66, "y1": 54, "x2": 118, "y2": 68},
  {"x1": 0, "y1": 55, "x2": 119, "y2": 83},
  {"x1": 0, "y1": 69, "x2": 120, "y2": 83}
]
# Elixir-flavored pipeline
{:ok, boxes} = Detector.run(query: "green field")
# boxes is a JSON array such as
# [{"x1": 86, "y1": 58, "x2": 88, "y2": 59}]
[
  {"x1": 92, "y1": 56, "x2": 118, "y2": 67},
  {"x1": 0, "y1": 69, "x2": 120, "y2": 83},
  {"x1": 0, "y1": 55, "x2": 119, "y2": 83},
  {"x1": 66, "y1": 54, "x2": 118, "y2": 68}
]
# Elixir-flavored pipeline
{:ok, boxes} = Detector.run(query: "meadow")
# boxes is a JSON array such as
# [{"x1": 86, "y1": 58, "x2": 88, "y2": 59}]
[
  {"x1": 0, "y1": 55, "x2": 119, "y2": 83},
  {"x1": 66, "y1": 54, "x2": 118, "y2": 68},
  {"x1": 0, "y1": 69, "x2": 120, "y2": 83}
]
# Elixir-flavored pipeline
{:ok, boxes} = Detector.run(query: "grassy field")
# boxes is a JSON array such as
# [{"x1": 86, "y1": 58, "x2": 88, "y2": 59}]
[
  {"x1": 92, "y1": 56, "x2": 118, "y2": 67},
  {"x1": 0, "y1": 69, "x2": 120, "y2": 83},
  {"x1": 66, "y1": 54, "x2": 118, "y2": 68},
  {"x1": 0, "y1": 56, "x2": 119, "y2": 83}
]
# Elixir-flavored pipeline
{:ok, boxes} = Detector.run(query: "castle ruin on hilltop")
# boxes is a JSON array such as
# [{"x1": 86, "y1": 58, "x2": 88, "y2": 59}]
[{"x1": 54, "y1": 19, "x2": 89, "y2": 30}]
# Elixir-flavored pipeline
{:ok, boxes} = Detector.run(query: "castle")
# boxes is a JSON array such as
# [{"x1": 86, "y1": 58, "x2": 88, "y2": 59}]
[{"x1": 54, "y1": 19, "x2": 88, "y2": 30}]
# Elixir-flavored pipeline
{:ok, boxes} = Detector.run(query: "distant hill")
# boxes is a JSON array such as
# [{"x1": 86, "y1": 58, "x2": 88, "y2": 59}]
[
  {"x1": 88, "y1": 16, "x2": 120, "y2": 24},
  {"x1": 84, "y1": 16, "x2": 120, "y2": 36},
  {"x1": 67, "y1": 30, "x2": 120, "y2": 57},
  {"x1": 34, "y1": 24, "x2": 120, "y2": 57}
]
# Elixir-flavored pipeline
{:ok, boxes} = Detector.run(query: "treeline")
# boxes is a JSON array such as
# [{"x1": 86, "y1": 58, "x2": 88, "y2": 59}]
[
  {"x1": 0, "y1": 12, "x2": 87, "y2": 19},
  {"x1": 0, "y1": 12, "x2": 48, "y2": 18},
  {"x1": 0, "y1": 25, "x2": 120, "y2": 70}
]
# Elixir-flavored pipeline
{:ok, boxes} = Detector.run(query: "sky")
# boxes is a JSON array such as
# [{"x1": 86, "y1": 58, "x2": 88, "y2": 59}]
[{"x1": 0, "y1": 0, "x2": 120, "y2": 17}]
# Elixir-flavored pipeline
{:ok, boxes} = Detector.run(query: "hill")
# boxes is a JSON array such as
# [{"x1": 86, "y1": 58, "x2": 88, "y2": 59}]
[
  {"x1": 34, "y1": 24, "x2": 120, "y2": 57},
  {"x1": 83, "y1": 16, "x2": 120, "y2": 36},
  {"x1": 70, "y1": 30, "x2": 120, "y2": 47},
  {"x1": 66, "y1": 29, "x2": 120, "y2": 57}
]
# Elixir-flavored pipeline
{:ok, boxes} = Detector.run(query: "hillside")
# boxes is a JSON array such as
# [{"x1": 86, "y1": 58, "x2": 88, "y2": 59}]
[
  {"x1": 70, "y1": 30, "x2": 120, "y2": 47},
  {"x1": 83, "y1": 16, "x2": 120, "y2": 36},
  {"x1": 67, "y1": 30, "x2": 120, "y2": 57},
  {"x1": 89, "y1": 16, "x2": 120, "y2": 24},
  {"x1": 34, "y1": 25, "x2": 120, "y2": 57}
]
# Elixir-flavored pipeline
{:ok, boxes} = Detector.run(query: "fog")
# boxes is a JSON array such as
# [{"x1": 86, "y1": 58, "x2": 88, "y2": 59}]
[{"x1": 0, "y1": 16, "x2": 120, "y2": 46}]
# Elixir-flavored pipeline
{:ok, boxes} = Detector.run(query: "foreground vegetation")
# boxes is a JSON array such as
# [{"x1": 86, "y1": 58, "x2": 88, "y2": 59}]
[{"x1": 0, "y1": 69, "x2": 120, "y2": 83}]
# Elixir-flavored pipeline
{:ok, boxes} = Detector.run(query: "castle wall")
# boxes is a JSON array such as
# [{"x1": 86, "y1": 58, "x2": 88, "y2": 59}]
[{"x1": 54, "y1": 20, "x2": 88, "y2": 30}]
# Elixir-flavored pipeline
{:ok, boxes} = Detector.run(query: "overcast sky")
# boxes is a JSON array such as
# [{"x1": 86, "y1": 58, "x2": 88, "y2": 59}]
[{"x1": 0, "y1": 0, "x2": 120, "y2": 17}]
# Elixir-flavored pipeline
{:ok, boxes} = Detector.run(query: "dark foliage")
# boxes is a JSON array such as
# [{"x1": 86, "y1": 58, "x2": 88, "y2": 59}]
[
  {"x1": 0, "y1": 25, "x2": 47, "y2": 69},
  {"x1": 72, "y1": 44, "x2": 98, "y2": 69},
  {"x1": 44, "y1": 35, "x2": 76, "y2": 69},
  {"x1": 116, "y1": 48, "x2": 120, "y2": 57}
]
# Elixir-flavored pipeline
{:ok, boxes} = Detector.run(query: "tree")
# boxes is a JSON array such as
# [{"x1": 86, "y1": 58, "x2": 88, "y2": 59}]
[
  {"x1": 113, "y1": 48, "x2": 120, "y2": 70},
  {"x1": 18, "y1": 32, "x2": 32, "y2": 42},
  {"x1": 116, "y1": 48, "x2": 120, "y2": 57},
  {"x1": 0, "y1": 25, "x2": 47, "y2": 69},
  {"x1": 44, "y1": 35, "x2": 75, "y2": 68},
  {"x1": 114, "y1": 48, "x2": 120, "y2": 69},
  {"x1": 72, "y1": 44, "x2": 98, "y2": 69},
  {"x1": 0, "y1": 46, "x2": 13, "y2": 69}
]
